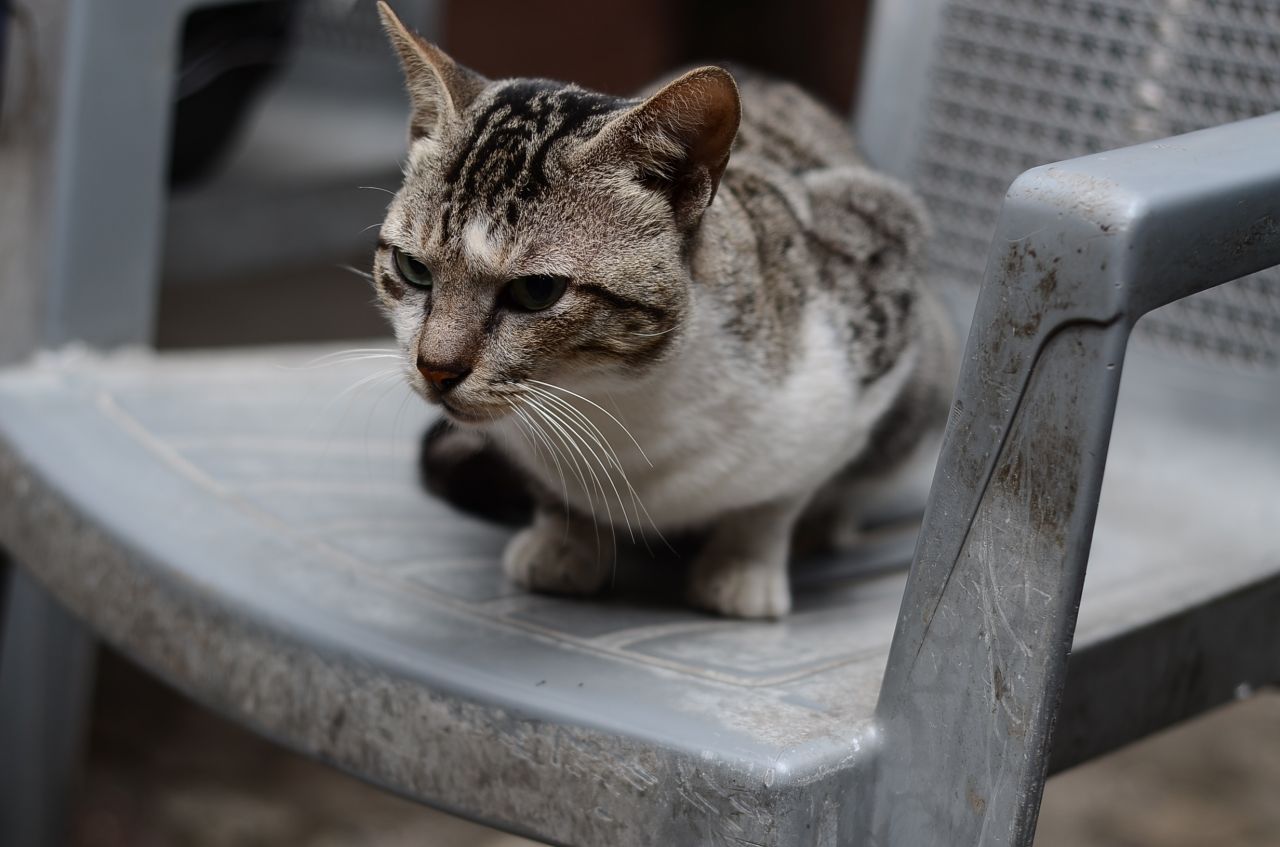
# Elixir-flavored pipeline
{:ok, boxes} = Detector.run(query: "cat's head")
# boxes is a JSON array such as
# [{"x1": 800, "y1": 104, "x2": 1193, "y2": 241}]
[{"x1": 372, "y1": 2, "x2": 739, "y2": 425}]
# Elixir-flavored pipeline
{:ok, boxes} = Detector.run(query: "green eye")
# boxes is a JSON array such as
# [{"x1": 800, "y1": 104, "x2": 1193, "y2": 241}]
[
  {"x1": 507, "y1": 275, "x2": 567, "y2": 311},
  {"x1": 393, "y1": 248, "x2": 433, "y2": 289}
]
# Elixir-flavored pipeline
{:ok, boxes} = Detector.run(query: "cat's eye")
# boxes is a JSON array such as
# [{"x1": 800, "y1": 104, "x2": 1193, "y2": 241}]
[
  {"x1": 506, "y1": 275, "x2": 567, "y2": 312},
  {"x1": 393, "y1": 248, "x2": 434, "y2": 289}
]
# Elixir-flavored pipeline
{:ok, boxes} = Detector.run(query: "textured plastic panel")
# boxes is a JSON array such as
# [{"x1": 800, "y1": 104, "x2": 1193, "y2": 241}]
[{"x1": 916, "y1": 0, "x2": 1280, "y2": 368}]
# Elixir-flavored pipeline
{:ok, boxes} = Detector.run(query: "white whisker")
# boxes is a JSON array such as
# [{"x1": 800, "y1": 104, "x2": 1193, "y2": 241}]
[
  {"x1": 523, "y1": 394, "x2": 603, "y2": 557},
  {"x1": 287, "y1": 347, "x2": 401, "y2": 370},
  {"x1": 631, "y1": 326, "x2": 677, "y2": 337},
  {"x1": 512, "y1": 398, "x2": 572, "y2": 536},
  {"x1": 285, "y1": 353, "x2": 402, "y2": 372},
  {"x1": 340, "y1": 264, "x2": 376, "y2": 282},
  {"x1": 528, "y1": 379, "x2": 653, "y2": 467},
  {"x1": 390, "y1": 380, "x2": 416, "y2": 438},
  {"x1": 363, "y1": 375, "x2": 410, "y2": 479},
  {"x1": 523, "y1": 386, "x2": 638, "y2": 542},
  {"x1": 325, "y1": 368, "x2": 404, "y2": 410},
  {"x1": 503, "y1": 403, "x2": 541, "y2": 459},
  {"x1": 525, "y1": 392, "x2": 622, "y2": 562},
  {"x1": 525, "y1": 386, "x2": 673, "y2": 557},
  {"x1": 522, "y1": 384, "x2": 659, "y2": 540},
  {"x1": 313, "y1": 347, "x2": 399, "y2": 356}
]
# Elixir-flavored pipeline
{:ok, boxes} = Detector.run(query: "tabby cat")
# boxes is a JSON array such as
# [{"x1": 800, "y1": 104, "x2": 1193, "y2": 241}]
[{"x1": 372, "y1": 3, "x2": 954, "y2": 618}]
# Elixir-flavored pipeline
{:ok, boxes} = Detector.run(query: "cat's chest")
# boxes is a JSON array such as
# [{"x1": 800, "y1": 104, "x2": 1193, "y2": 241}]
[{"x1": 497, "y1": 314, "x2": 895, "y2": 531}]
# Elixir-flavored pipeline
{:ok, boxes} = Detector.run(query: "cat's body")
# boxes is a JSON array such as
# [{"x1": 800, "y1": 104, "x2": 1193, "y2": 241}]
[{"x1": 375, "y1": 4, "x2": 954, "y2": 617}]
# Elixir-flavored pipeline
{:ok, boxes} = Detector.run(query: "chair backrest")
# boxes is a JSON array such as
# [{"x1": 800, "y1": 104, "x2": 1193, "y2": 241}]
[{"x1": 857, "y1": 0, "x2": 1280, "y2": 372}]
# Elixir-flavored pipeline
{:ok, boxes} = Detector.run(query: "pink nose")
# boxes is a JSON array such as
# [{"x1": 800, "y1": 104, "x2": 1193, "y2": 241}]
[{"x1": 416, "y1": 357, "x2": 470, "y2": 393}]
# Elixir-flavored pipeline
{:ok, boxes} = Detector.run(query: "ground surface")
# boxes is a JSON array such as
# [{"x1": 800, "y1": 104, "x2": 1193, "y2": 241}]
[{"x1": 70, "y1": 651, "x2": 1278, "y2": 847}]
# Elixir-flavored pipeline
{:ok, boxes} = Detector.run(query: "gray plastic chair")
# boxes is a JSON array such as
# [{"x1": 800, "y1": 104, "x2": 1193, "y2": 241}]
[{"x1": 2, "y1": 2, "x2": 1278, "y2": 846}]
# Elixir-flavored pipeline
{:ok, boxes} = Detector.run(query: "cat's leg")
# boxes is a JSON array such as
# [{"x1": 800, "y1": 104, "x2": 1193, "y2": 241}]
[
  {"x1": 688, "y1": 498, "x2": 805, "y2": 619},
  {"x1": 800, "y1": 467, "x2": 917, "y2": 552},
  {"x1": 503, "y1": 504, "x2": 614, "y2": 596}
]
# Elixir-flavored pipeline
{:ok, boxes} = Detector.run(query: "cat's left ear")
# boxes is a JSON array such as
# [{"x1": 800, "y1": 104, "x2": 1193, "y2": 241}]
[
  {"x1": 576, "y1": 66, "x2": 741, "y2": 231},
  {"x1": 377, "y1": 2, "x2": 487, "y2": 143}
]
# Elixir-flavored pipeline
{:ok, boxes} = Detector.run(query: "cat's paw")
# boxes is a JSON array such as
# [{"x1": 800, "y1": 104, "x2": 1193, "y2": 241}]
[
  {"x1": 688, "y1": 557, "x2": 791, "y2": 619},
  {"x1": 503, "y1": 522, "x2": 609, "y2": 596}
]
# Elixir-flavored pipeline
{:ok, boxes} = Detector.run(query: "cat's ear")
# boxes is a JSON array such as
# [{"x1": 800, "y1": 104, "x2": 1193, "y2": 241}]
[
  {"x1": 377, "y1": 2, "x2": 487, "y2": 142},
  {"x1": 578, "y1": 66, "x2": 741, "y2": 231}
]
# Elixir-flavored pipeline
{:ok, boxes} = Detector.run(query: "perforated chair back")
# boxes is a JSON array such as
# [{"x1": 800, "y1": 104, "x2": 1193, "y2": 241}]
[{"x1": 857, "y1": 0, "x2": 1280, "y2": 369}]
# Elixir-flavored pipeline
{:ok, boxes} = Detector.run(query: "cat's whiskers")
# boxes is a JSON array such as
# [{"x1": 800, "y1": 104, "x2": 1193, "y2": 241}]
[
  {"x1": 509, "y1": 397, "x2": 575, "y2": 541},
  {"x1": 508, "y1": 400, "x2": 556, "y2": 488},
  {"x1": 527, "y1": 380, "x2": 654, "y2": 467},
  {"x1": 630, "y1": 326, "x2": 677, "y2": 338},
  {"x1": 288, "y1": 347, "x2": 402, "y2": 370},
  {"x1": 339, "y1": 264, "x2": 376, "y2": 283},
  {"x1": 312, "y1": 368, "x2": 408, "y2": 462},
  {"x1": 305, "y1": 353, "x2": 403, "y2": 369},
  {"x1": 526, "y1": 401, "x2": 629, "y2": 584},
  {"x1": 390, "y1": 378, "x2": 417, "y2": 438},
  {"x1": 361, "y1": 372, "x2": 414, "y2": 479},
  {"x1": 312, "y1": 347, "x2": 399, "y2": 356},
  {"x1": 521, "y1": 385, "x2": 640, "y2": 541},
  {"x1": 523, "y1": 383, "x2": 670, "y2": 553},
  {"x1": 521, "y1": 394, "x2": 609, "y2": 562},
  {"x1": 327, "y1": 367, "x2": 405, "y2": 408},
  {"x1": 524, "y1": 386, "x2": 631, "y2": 483},
  {"x1": 524, "y1": 386, "x2": 652, "y2": 545},
  {"x1": 502, "y1": 401, "x2": 541, "y2": 460},
  {"x1": 521, "y1": 393, "x2": 624, "y2": 565}
]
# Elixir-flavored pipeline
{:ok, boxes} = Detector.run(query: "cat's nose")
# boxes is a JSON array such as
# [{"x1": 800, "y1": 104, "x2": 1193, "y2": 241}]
[{"x1": 416, "y1": 357, "x2": 471, "y2": 394}]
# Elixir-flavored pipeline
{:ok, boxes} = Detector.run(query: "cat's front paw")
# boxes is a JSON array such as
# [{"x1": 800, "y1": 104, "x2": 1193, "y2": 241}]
[
  {"x1": 503, "y1": 521, "x2": 609, "y2": 596},
  {"x1": 688, "y1": 556, "x2": 791, "y2": 619}
]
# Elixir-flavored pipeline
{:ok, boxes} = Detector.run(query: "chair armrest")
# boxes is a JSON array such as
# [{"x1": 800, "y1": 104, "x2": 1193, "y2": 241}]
[{"x1": 871, "y1": 112, "x2": 1280, "y2": 846}]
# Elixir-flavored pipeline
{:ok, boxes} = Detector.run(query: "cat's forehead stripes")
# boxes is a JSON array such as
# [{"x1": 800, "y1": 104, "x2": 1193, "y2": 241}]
[{"x1": 437, "y1": 80, "x2": 630, "y2": 238}]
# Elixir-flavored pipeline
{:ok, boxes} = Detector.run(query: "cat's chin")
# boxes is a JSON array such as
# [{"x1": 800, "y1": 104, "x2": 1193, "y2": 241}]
[{"x1": 437, "y1": 397, "x2": 504, "y2": 426}]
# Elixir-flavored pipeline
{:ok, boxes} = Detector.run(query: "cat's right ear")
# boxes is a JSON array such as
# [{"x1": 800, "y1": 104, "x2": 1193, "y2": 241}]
[
  {"x1": 377, "y1": 2, "x2": 487, "y2": 142},
  {"x1": 573, "y1": 66, "x2": 741, "y2": 232}
]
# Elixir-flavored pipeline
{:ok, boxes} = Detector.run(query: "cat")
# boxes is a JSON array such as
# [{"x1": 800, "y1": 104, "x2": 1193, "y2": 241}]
[{"x1": 372, "y1": 2, "x2": 955, "y2": 618}]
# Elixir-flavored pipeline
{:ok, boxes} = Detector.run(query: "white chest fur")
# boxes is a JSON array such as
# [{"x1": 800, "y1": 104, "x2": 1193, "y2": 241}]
[{"x1": 490, "y1": 297, "x2": 914, "y2": 533}]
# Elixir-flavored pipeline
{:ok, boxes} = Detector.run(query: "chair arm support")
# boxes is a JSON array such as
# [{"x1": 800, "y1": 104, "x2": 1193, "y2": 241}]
[{"x1": 870, "y1": 112, "x2": 1280, "y2": 847}]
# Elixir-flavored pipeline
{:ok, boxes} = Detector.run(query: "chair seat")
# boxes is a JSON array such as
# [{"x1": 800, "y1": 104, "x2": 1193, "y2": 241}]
[{"x1": 1, "y1": 341, "x2": 1277, "y2": 845}]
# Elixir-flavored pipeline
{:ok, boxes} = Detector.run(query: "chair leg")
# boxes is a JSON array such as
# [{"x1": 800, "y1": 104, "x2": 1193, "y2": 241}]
[
  {"x1": 0, "y1": 560, "x2": 97, "y2": 847},
  {"x1": 0, "y1": 0, "x2": 201, "y2": 363}
]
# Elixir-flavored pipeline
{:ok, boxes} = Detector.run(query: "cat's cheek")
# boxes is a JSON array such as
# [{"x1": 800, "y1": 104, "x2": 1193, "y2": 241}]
[{"x1": 384, "y1": 304, "x2": 425, "y2": 350}]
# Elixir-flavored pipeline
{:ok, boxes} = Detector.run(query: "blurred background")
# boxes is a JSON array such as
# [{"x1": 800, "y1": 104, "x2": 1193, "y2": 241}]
[
  {"x1": 151, "y1": 0, "x2": 872, "y2": 351},
  {"x1": 1, "y1": 0, "x2": 1276, "y2": 843}
]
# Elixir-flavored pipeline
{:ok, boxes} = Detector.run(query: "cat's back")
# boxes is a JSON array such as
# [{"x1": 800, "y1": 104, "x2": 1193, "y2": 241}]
[
  {"x1": 634, "y1": 67, "x2": 861, "y2": 174},
  {"x1": 730, "y1": 70, "x2": 863, "y2": 174},
  {"x1": 688, "y1": 67, "x2": 932, "y2": 390}
]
